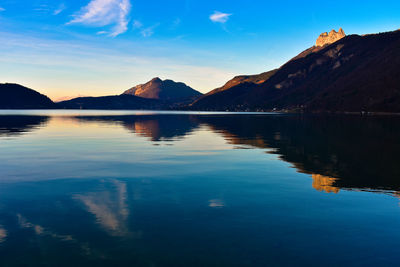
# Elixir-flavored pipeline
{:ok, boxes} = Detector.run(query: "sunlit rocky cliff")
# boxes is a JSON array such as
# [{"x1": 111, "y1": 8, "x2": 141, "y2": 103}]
[{"x1": 316, "y1": 28, "x2": 346, "y2": 47}]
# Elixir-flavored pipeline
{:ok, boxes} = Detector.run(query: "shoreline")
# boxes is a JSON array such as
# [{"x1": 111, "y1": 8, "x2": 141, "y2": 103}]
[{"x1": 1, "y1": 108, "x2": 400, "y2": 117}]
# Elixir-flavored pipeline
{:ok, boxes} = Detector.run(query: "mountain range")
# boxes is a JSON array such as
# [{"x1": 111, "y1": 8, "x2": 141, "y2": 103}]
[
  {"x1": 190, "y1": 29, "x2": 400, "y2": 112},
  {"x1": 1, "y1": 28, "x2": 400, "y2": 113}
]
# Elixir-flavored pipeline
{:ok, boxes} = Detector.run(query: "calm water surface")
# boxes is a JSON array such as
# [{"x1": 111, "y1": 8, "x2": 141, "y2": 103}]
[{"x1": 1, "y1": 110, "x2": 400, "y2": 266}]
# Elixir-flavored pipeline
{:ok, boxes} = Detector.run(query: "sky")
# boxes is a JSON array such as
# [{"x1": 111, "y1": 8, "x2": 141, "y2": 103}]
[{"x1": 0, "y1": 0, "x2": 400, "y2": 100}]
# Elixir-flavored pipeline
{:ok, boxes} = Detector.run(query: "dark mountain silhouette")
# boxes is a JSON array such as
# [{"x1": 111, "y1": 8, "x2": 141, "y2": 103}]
[
  {"x1": 123, "y1": 77, "x2": 202, "y2": 103},
  {"x1": 190, "y1": 29, "x2": 400, "y2": 113},
  {"x1": 58, "y1": 95, "x2": 162, "y2": 110},
  {"x1": 190, "y1": 70, "x2": 277, "y2": 110},
  {"x1": 0, "y1": 83, "x2": 56, "y2": 109}
]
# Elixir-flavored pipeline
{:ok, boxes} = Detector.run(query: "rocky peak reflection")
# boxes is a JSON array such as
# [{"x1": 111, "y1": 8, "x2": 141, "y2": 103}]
[{"x1": 311, "y1": 174, "x2": 340, "y2": 194}]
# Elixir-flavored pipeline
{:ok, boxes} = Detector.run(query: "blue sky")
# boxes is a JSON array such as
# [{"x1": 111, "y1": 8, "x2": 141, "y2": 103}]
[{"x1": 0, "y1": 0, "x2": 399, "y2": 100}]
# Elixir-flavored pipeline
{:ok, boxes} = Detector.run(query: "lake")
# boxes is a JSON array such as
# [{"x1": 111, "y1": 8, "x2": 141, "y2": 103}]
[{"x1": 1, "y1": 110, "x2": 400, "y2": 266}]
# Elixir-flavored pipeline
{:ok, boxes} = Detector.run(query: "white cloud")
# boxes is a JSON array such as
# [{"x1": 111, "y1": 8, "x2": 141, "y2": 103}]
[
  {"x1": 209, "y1": 11, "x2": 232, "y2": 23},
  {"x1": 69, "y1": 0, "x2": 131, "y2": 37},
  {"x1": 0, "y1": 7, "x2": 5, "y2": 12},
  {"x1": 54, "y1": 3, "x2": 66, "y2": 15}
]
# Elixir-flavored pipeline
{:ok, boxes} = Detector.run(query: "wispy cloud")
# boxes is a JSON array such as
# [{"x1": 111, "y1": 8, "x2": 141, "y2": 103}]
[
  {"x1": 0, "y1": 7, "x2": 5, "y2": 12},
  {"x1": 140, "y1": 24, "x2": 159, "y2": 37},
  {"x1": 132, "y1": 20, "x2": 158, "y2": 37},
  {"x1": 69, "y1": 0, "x2": 132, "y2": 37},
  {"x1": 209, "y1": 11, "x2": 232, "y2": 23},
  {"x1": 34, "y1": 4, "x2": 50, "y2": 12},
  {"x1": 173, "y1": 18, "x2": 181, "y2": 27},
  {"x1": 132, "y1": 20, "x2": 143, "y2": 29},
  {"x1": 54, "y1": 3, "x2": 66, "y2": 15}
]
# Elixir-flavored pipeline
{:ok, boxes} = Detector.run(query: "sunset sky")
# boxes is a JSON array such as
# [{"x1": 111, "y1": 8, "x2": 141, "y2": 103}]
[{"x1": 0, "y1": 0, "x2": 399, "y2": 100}]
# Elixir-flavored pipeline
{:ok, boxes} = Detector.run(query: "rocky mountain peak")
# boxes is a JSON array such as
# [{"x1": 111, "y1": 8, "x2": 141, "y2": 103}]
[
  {"x1": 150, "y1": 77, "x2": 162, "y2": 83},
  {"x1": 316, "y1": 28, "x2": 346, "y2": 47}
]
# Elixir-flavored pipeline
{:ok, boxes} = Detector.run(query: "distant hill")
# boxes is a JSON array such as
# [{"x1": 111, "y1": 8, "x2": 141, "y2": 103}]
[
  {"x1": 58, "y1": 94, "x2": 162, "y2": 110},
  {"x1": 59, "y1": 78, "x2": 202, "y2": 110},
  {"x1": 54, "y1": 94, "x2": 88, "y2": 103},
  {"x1": 0, "y1": 83, "x2": 56, "y2": 109},
  {"x1": 190, "y1": 29, "x2": 400, "y2": 113},
  {"x1": 123, "y1": 77, "x2": 202, "y2": 102}
]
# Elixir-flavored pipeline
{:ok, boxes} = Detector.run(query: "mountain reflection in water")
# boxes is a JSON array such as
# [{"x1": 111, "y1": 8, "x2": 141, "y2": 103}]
[
  {"x1": 198, "y1": 115, "x2": 400, "y2": 193},
  {"x1": 69, "y1": 114, "x2": 400, "y2": 194},
  {"x1": 1, "y1": 112, "x2": 400, "y2": 266},
  {"x1": 1, "y1": 114, "x2": 400, "y2": 193},
  {"x1": 0, "y1": 115, "x2": 49, "y2": 137},
  {"x1": 76, "y1": 115, "x2": 199, "y2": 142}
]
